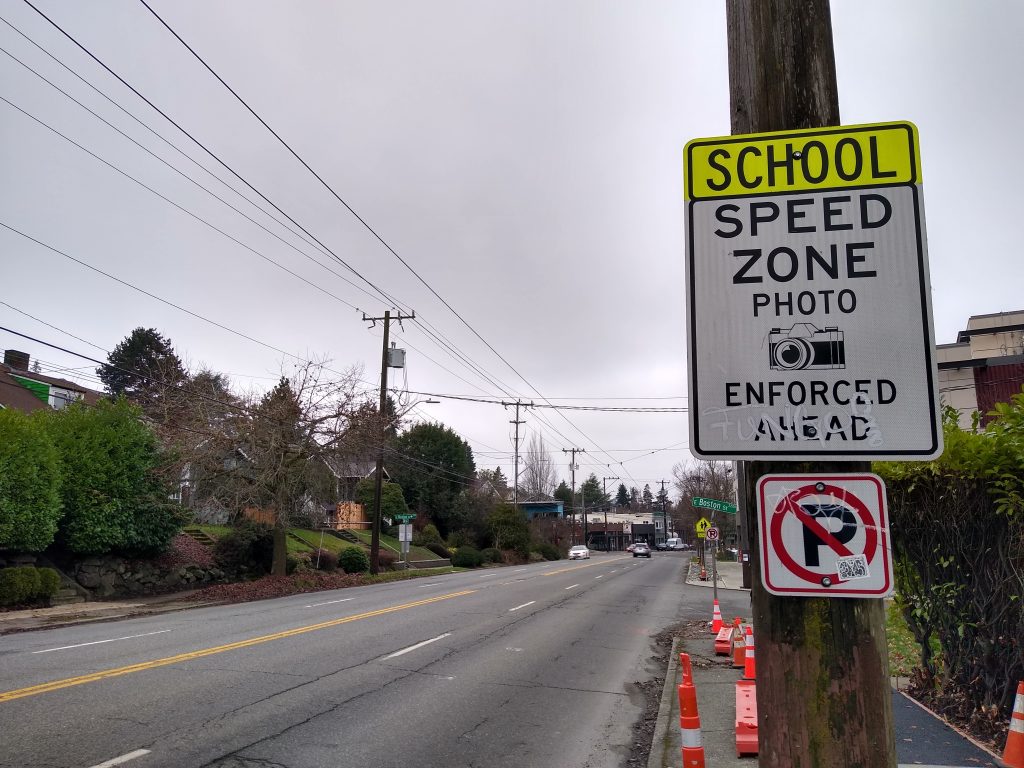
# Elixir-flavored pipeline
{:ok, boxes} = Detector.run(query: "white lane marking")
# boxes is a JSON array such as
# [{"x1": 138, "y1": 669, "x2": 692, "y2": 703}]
[
  {"x1": 595, "y1": 575, "x2": 604, "y2": 579},
  {"x1": 305, "y1": 597, "x2": 355, "y2": 608},
  {"x1": 415, "y1": 582, "x2": 441, "y2": 588},
  {"x1": 565, "y1": 584, "x2": 580, "y2": 590},
  {"x1": 512, "y1": 568, "x2": 528, "y2": 572},
  {"x1": 384, "y1": 632, "x2": 452, "y2": 659},
  {"x1": 508, "y1": 601, "x2": 536, "y2": 612},
  {"x1": 33, "y1": 630, "x2": 172, "y2": 654},
  {"x1": 87, "y1": 749, "x2": 151, "y2": 768}
]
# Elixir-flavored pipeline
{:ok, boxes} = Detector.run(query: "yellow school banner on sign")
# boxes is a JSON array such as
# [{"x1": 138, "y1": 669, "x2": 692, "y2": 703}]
[{"x1": 684, "y1": 122, "x2": 920, "y2": 200}]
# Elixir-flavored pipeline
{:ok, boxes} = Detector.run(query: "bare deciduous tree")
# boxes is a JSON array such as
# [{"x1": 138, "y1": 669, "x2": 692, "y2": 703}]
[
  {"x1": 185, "y1": 360, "x2": 361, "y2": 575},
  {"x1": 671, "y1": 460, "x2": 737, "y2": 542},
  {"x1": 521, "y1": 432, "x2": 557, "y2": 498}
]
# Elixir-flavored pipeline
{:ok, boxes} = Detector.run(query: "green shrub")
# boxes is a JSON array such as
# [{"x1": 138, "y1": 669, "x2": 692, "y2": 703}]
[
  {"x1": 41, "y1": 399, "x2": 179, "y2": 555},
  {"x1": 532, "y1": 542, "x2": 561, "y2": 561},
  {"x1": 488, "y1": 504, "x2": 530, "y2": 557},
  {"x1": 313, "y1": 548, "x2": 338, "y2": 571},
  {"x1": 413, "y1": 523, "x2": 443, "y2": 547},
  {"x1": 36, "y1": 568, "x2": 61, "y2": 600},
  {"x1": 213, "y1": 522, "x2": 274, "y2": 573},
  {"x1": 0, "y1": 409, "x2": 63, "y2": 552},
  {"x1": 286, "y1": 552, "x2": 312, "y2": 574},
  {"x1": 339, "y1": 547, "x2": 370, "y2": 573},
  {"x1": 451, "y1": 546, "x2": 483, "y2": 568},
  {"x1": 0, "y1": 566, "x2": 41, "y2": 606},
  {"x1": 426, "y1": 542, "x2": 451, "y2": 559},
  {"x1": 481, "y1": 547, "x2": 503, "y2": 564},
  {"x1": 446, "y1": 529, "x2": 471, "y2": 548},
  {"x1": 376, "y1": 549, "x2": 398, "y2": 569}
]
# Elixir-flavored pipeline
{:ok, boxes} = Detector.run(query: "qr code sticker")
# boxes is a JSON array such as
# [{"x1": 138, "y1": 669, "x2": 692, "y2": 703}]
[{"x1": 836, "y1": 554, "x2": 870, "y2": 581}]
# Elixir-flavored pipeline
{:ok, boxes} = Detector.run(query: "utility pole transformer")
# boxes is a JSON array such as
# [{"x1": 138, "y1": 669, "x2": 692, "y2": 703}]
[
  {"x1": 363, "y1": 309, "x2": 415, "y2": 575},
  {"x1": 725, "y1": 2, "x2": 897, "y2": 765}
]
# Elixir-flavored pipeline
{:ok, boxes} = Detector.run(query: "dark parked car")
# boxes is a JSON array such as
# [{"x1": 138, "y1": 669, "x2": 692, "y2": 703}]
[
  {"x1": 653, "y1": 541, "x2": 670, "y2": 551},
  {"x1": 632, "y1": 542, "x2": 652, "y2": 558}
]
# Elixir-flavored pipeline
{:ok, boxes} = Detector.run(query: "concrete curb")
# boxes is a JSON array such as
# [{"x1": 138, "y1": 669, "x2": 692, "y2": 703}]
[
  {"x1": 0, "y1": 600, "x2": 226, "y2": 635},
  {"x1": 648, "y1": 636, "x2": 680, "y2": 768}
]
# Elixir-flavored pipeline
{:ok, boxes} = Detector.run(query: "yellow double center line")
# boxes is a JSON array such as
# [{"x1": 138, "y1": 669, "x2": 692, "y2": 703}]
[{"x1": 0, "y1": 590, "x2": 475, "y2": 704}]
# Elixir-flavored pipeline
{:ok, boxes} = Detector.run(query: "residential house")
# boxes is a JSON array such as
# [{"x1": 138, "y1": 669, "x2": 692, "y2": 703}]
[{"x1": 0, "y1": 349, "x2": 102, "y2": 413}]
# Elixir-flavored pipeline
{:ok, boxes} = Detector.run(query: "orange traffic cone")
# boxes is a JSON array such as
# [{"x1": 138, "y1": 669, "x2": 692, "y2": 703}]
[
  {"x1": 742, "y1": 625, "x2": 756, "y2": 680},
  {"x1": 678, "y1": 653, "x2": 706, "y2": 768},
  {"x1": 1001, "y1": 680, "x2": 1024, "y2": 768},
  {"x1": 711, "y1": 599, "x2": 723, "y2": 633},
  {"x1": 731, "y1": 618, "x2": 745, "y2": 668}
]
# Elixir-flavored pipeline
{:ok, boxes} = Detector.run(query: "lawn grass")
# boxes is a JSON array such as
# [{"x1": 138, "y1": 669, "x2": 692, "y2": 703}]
[
  {"x1": 347, "y1": 528, "x2": 438, "y2": 561},
  {"x1": 290, "y1": 529, "x2": 363, "y2": 555},
  {"x1": 886, "y1": 600, "x2": 936, "y2": 678},
  {"x1": 193, "y1": 524, "x2": 231, "y2": 539}
]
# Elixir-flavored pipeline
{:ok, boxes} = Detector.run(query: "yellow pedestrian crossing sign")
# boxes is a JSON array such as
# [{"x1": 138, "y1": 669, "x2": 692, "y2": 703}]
[{"x1": 695, "y1": 517, "x2": 712, "y2": 538}]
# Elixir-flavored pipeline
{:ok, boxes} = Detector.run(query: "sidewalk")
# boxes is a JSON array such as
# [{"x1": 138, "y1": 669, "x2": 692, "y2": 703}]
[
  {"x1": 684, "y1": 558, "x2": 748, "y2": 591},
  {"x1": 648, "y1": 629, "x2": 1000, "y2": 767},
  {"x1": 0, "y1": 590, "x2": 218, "y2": 634}
]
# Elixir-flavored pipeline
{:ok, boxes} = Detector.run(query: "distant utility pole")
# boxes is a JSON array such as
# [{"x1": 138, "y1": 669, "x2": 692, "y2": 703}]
[
  {"x1": 363, "y1": 309, "x2": 414, "y2": 575},
  {"x1": 562, "y1": 448, "x2": 585, "y2": 545},
  {"x1": 603, "y1": 476, "x2": 619, "y2": 550},
  {"x1": 726, "y1": 1, "x2": 895, "y2": 764},
  {"x1": 502, "y1": 400, "x2": 534, "y2": 510},
  {"x1": 658, "y1": 479, "x2": 668, "y2": 545}
]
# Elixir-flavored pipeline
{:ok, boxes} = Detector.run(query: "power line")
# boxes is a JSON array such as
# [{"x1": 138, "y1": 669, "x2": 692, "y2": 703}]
[
  {"x1": 19, "y1": 0, "x2": 396, "y2": 310},
  {"x1": 0, "y1": 93, "x2": 366, "y2": 314},
  {"x1": 4, "y1": 10, "x2": 527, "y2": 411},
  {"x1": 135, "y1": 1, "x2": 644, "y2": 477}
]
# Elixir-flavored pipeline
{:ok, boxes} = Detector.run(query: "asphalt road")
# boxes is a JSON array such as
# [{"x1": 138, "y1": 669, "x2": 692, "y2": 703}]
[{"x1": 0, "y1": 552, "x2": 720, "y2": 768}]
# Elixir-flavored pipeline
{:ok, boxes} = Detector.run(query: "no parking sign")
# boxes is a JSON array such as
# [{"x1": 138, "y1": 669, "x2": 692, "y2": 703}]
[{"x1": 756, "y1": 474, "x2": 893, "y2": 597}]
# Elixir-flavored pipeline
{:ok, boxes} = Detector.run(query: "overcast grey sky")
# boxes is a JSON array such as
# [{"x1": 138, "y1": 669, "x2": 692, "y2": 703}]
[{"x1": 1, "y1": 1, "x2": 1020, "y2": 495}]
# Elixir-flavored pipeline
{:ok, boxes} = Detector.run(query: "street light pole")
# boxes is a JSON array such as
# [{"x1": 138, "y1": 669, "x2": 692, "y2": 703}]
[{"x1": 603, "y1": 476, "x2": 619, "y2": 551}]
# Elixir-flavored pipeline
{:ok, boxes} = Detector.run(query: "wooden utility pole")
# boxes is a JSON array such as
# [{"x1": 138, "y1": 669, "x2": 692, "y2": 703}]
[
  {"x1": 364, "y1": 309, "x2": 414, "y2": 575},
  {"x1": 562, "y1": 448, "x2": 585, "y2": 544},
  {"x1": 502, "y1": 400, "x2": 533, "y2": 510},
  {"x1": 727, "y1": 2, "x2": 897, "y2": 766}
]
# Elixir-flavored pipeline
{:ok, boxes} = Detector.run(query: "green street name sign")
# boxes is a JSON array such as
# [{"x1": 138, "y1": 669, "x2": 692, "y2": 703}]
[
  {"x1": 395, "y1": 514, "x2": 415, "y2": 521},
  {"x1": 692, "y1": 497, "x2": 737, "y2": 514}
]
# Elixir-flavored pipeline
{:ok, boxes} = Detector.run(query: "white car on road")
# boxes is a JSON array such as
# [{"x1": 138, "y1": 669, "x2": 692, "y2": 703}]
[{"x1": 568, "y1": 545, "x2": 590, "y2": 560}]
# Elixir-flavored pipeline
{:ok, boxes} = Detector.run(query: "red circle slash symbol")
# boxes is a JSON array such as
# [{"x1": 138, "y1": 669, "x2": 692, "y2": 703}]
[{"x1": 769, "y1": 483, "x2": 878, "y2": 585}]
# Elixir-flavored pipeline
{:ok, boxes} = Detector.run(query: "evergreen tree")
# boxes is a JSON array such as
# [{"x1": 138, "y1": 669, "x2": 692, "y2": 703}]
[
  {"x1": 97, "y1": 328, "x2": 186, "y2": 410},
  {"x1": 615, "y1": 483, "x2": 629, "y2": 508},
  {"x1": 578, "y1": 473, "x2": 607, "y2": 510},
  {"x1": 554, "y1": 480, "x2": 573, "y2": 513},
  {"x1": 642, "y1": 483, "x2": 654, "y2": 508},
  {"x1": 388, "y1": 422, "x2": 475, "y2": 536}
]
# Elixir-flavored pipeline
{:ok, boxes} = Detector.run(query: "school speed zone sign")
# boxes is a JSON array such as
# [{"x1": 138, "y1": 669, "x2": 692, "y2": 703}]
[{"x1": 756, "y1": 473, "x2": 893, "y2": 598}]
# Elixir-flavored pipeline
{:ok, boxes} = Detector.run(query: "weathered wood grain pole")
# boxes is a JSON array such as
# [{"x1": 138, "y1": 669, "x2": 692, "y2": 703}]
[{"x1": 726, "y1": 2, "x2": 898, "y2": 765}]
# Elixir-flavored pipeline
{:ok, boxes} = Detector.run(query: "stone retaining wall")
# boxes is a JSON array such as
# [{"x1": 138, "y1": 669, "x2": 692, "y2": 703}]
[{"x1": 72, "y1": 556, "x2": 226, "y2": 598}]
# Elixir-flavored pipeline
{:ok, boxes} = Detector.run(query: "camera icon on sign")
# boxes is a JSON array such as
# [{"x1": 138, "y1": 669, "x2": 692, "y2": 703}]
[{"x1": 768, "y1": 324, "x2": 846, "y2": 371}]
